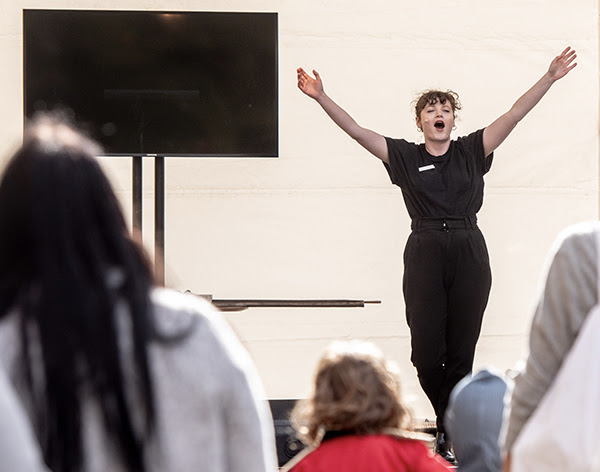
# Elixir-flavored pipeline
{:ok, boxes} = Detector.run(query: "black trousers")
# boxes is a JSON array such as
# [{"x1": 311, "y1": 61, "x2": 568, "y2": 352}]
[{"x1": 403, "y1": 216, "x2": 492, "y2": 435}]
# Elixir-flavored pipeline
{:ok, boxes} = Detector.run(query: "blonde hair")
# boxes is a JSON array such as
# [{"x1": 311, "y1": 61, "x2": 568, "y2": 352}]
[{"x1": 291, "y1": 340, "x2": 412, "y2": 447}]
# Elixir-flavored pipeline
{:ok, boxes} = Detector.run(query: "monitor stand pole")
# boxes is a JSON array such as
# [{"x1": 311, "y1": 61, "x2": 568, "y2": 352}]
[
  {"x1": 132, "y1": 155, "x2": 165, "y2": 286},
  {"x1": 154, "y1": 155, "x2": 165, "y2": 285}
]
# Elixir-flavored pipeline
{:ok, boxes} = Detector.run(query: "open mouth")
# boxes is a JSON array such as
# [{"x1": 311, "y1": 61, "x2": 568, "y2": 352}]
[{"x1": 434, "y1": 121, "x2": 445, "y2": 130}]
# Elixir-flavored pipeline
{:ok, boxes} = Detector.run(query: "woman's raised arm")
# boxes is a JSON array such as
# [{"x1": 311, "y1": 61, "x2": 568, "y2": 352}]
[
  {"x1": 482, "y1": 47, "x2": 577, "y2": 157},
  {"x1": 297, "y1": 67, "x2": 389, "y2": 163}
]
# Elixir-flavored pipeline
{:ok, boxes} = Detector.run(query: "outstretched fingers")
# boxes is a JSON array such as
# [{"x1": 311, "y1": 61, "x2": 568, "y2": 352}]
[
  {"x1": 297, "y1": 67, "x2": 310, "y2": 91},
  {"x1": 561, "y1": 46, "x2": 577, "y2": 69},
  {"x1": 550, "y1": 46, "x2": 578, "y2": 80},
  {"x1": 296, "y1": 67, "x2": 322, "y2": 98},
  {"x1": 297, "y1": 67, "x2": 308, "y2": 80},
  {"x1": 560, "y1": 46, "x2": 576, "y2": 59}
]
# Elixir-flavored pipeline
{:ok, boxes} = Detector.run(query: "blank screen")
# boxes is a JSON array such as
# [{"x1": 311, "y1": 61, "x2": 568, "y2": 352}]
[{"x1": 23, "y1": 10, "x2": 278, "y2": 157}]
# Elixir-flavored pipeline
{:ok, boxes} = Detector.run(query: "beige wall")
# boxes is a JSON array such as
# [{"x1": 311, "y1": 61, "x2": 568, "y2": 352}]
[{"x1": 1, "y1": 0, "x2": 598, "y2": 420}]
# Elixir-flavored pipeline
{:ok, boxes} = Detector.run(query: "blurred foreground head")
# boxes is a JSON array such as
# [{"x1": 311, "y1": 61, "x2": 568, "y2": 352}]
[
  {"x1": 0, "y1": 113, "x2": 146, "y2": 287},
  {"x1": 0, "y1": 113, "x2": 155, "y2": 472}
]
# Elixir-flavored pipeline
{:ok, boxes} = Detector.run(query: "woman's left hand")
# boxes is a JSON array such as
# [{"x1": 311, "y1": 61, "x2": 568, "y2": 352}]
[{"x1": 548, "y1": 46, "x2": 577, "y2": 81}]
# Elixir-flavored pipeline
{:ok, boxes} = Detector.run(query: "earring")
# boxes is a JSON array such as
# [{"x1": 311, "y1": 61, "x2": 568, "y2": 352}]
[{"x1": 452, "y1": 125, "x2": 457, "y2": 131}]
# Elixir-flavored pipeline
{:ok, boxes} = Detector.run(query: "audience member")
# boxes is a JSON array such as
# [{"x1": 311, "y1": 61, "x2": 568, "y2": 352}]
[
  {"x1": 445, "y1": 367, "x2": 508, "y2": 472},
  {"x1": 0, "y1": 113, "x2": 278, "y2": 472},
  {"x1": 502, "y1": 221, "x2": 600, "y2": 471},
  {"x1": 282, "y1": 340, "x2": 451, "y2": 471}
]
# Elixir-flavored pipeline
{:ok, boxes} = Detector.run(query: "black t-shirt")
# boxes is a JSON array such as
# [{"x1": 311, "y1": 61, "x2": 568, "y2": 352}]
[{"x1": 383, "y1": 128, "x2": 493, "y2": 219}]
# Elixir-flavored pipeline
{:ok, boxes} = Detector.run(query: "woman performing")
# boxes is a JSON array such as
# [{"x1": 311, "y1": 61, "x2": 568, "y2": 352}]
[{"x1": 297, "y1": 46, "x2": 577, "y2": 463}]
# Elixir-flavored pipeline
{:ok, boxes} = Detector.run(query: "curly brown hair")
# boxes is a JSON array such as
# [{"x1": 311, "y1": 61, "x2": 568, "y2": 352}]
[
  {"x1": 290, "y1": 341, "x2": 412, "y2": 447},
  {"x1": 413, "y1": 89, "x2": 462, "y2": 120}
]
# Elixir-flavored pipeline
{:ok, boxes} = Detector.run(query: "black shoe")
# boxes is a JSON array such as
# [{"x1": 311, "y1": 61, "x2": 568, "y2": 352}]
[{"x1": 435, "y1": 432, "x2": 456, "y2": 465}]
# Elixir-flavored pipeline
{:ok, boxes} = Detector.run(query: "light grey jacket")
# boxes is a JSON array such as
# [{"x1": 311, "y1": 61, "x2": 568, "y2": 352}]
[
  {"x1": 502, "y1": 221, "x2": 599, "y2": 453},
  {"x1": 0, "y1": 288, "x2": 278, "y2": 472},
  {"x1": 0, "y1": 368, "x2": 48, "y2": 472}
]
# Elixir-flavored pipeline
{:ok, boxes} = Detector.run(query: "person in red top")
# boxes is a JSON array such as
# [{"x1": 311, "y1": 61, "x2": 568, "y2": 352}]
[{"x1": 281, "y1": 340, "x2": 451, "y2": 471}]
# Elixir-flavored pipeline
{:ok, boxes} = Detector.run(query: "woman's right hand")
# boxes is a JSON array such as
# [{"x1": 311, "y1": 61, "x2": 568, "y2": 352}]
[
  {"x1": 295, "y1": 66, "x2": 388, "y2": 162},
  {"x1": 297, "y1": 67, "x2": 323, "y2": 100}
]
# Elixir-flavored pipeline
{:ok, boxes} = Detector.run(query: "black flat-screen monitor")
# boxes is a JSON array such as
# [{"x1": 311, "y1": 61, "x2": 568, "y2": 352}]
[{"x1": 23, "y1": 9, "x2": 278, "y2": 157}]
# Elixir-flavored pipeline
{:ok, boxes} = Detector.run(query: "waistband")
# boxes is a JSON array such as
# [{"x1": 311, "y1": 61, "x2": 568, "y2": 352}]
[{"x1": 411, "y1": 215, "x2": 477, "y2": 231}]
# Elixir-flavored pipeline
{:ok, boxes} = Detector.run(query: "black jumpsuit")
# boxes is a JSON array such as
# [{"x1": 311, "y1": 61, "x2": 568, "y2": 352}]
[{"x1": 383, "y1": 128, "x2": 493, "y2": 434}]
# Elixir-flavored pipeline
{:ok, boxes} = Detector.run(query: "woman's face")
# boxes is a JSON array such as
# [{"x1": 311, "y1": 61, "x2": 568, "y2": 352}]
[{"x1": 416, "y1": 100, "x2": 455, "y2": 144}]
